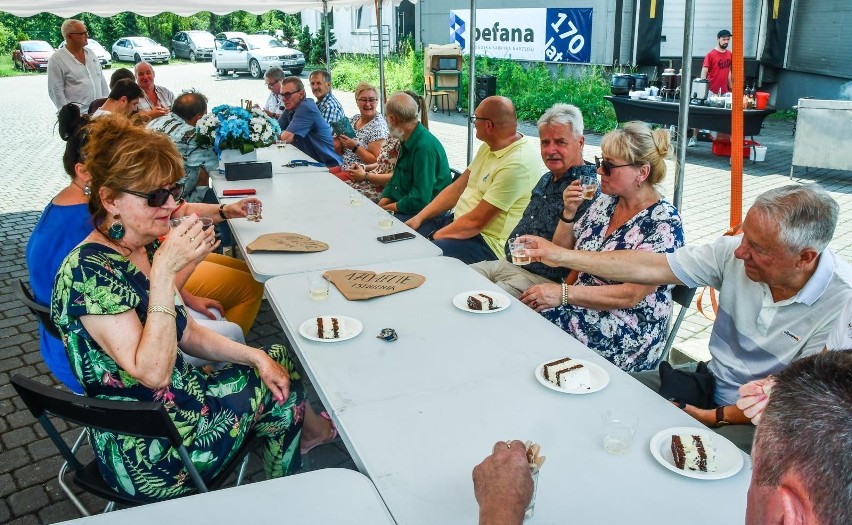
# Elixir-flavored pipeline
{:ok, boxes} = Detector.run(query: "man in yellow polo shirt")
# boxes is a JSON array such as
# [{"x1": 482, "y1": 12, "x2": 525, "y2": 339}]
[{"x1": 405, "y1": 96, "x2": 540, "y2": 264}]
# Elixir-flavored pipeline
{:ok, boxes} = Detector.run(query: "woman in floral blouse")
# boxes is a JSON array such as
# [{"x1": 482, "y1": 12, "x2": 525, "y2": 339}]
[
  {"x1": 519, "y1": 121, "x2": 684, "y2": 372},
  {"x1": 51, "y1": 116, "x2": 336, "y2": 501},
  {"x1": 346, "y1": 90, "x2": 427, "y2": 202}
]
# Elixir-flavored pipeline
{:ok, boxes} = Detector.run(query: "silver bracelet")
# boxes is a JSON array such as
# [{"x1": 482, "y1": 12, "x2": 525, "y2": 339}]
[
  {"x1": 561, "y1": 283, "x2": 569, "y2": 306},
  {"x1": 147, "y1": 305, "x2": 177, "y2": 318}
]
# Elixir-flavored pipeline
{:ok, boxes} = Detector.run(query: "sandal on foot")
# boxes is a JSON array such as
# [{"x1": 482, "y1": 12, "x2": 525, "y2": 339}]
[{"x1": 300, "y1": 411, "x2": 338, "y2": 455}]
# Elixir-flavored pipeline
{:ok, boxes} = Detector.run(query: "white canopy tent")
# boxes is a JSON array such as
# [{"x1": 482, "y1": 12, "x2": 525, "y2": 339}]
[{"x1": 0, "y1": 1, "x2": 389, "y2": 17}]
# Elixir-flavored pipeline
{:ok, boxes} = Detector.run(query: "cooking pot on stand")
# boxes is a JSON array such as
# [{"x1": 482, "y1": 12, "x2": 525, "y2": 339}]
[
  {"x1": 611, "y1": 73, "x2": 633, "y2": 96},
  {"x1": 691, "y1": 78, "x2": 710, "y2": 101},
  {"x1": 631, "y1": 73, "x2": 649, "y2": 91}
]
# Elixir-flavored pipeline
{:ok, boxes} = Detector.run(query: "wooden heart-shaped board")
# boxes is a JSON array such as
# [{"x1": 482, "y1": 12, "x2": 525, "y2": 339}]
[
  {"x1": 323, "y1": 269, "x2": 425, "y2": 300},
  {"x1": 246, "y1": 233, "x2": 329, "y2": 253}
]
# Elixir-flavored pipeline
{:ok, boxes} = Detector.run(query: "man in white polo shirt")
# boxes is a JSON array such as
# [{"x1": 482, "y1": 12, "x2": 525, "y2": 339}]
[{"x1": 522, "y1": 184, "x2": 852, "y2": 451}]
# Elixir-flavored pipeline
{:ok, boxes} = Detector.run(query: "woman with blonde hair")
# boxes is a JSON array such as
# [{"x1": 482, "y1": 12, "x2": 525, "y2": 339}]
[
  {"x1": 519, "y1": 121, "x2": 685, "y2": 372},
  {"x1": 347, "y1": 89, "x2": 425, "y2": 202},
  {"x1": 334, "y1": 82, "x2": 388, "y2": 170}
]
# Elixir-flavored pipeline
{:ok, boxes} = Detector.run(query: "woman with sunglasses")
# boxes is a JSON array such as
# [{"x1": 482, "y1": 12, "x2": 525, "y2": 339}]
[
  {"x1": 50, "y1": 115, "x2": 336, "y2": 501},
  {"x1": 27, "y1": 107, "x2": 262, "y2": 392},
  {"x1": 334, "y1": 82, "x2": 388, "y2": 173},
  {"x1": 518, "y1": 121, "x2": 684, "y2": 373}
]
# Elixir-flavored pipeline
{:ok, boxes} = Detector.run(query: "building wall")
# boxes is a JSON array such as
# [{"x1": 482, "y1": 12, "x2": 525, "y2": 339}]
[
  {"x1": 303, "y1": 3, "x2": 397, "y2": 55},
  {"x1": 774, "y1": 71, "x2": 852, "y2": 109}
]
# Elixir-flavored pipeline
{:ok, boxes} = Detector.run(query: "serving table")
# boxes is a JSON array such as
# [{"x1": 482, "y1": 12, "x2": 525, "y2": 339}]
[
  {"x1": 265, "y1": 256, "x2": 750, "y2": 524},
  {"x1": 605, "y1": 95, "x2": 776, "y2": 136},
  {"x1": 53, "y1": 469, "x2": 394, "y2": 524}
]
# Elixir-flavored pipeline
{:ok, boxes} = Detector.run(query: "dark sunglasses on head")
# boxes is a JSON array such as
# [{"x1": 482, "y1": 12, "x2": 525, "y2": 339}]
[
  {"x1": 122, "y1": 183, "x2": 184, "y2": 207},
  {"x1": 595, "y1": 156, "x2": 633, "y2": 176}
]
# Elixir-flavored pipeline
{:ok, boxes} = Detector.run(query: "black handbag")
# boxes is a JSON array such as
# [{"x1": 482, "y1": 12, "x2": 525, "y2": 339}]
[{"x1": 658, "y1": 361, "x2": 716, "y2": 409}]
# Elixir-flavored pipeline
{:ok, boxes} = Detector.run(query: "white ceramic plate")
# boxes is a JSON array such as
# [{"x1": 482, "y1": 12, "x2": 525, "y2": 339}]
[
  {"x1": 649, "y1": 426, "x2": 745, "y2": 480},
  {"x1": 298, "y1": 316, "x2": 363, "y2": 343},
  {"x1": 534, "y1": 359, "x2": 610, "y2": 394},
  {"x1": 452, "y1": 290, "x2": 510, "y2": 314}
]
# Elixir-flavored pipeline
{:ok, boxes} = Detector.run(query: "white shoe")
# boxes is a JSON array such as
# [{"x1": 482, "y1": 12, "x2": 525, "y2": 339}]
[{"x1": 687, "y1": 137, "x2": 697, "y2": 147}]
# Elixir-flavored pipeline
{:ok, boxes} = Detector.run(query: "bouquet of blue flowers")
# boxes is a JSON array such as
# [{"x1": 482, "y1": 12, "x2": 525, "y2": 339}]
[{"x1": 196, "y1": 104, "x2": 282, "y2": 154}]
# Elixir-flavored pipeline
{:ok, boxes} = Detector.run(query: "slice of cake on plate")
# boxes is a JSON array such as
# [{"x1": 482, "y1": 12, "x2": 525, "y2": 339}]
[
  {"x1": 671, "y1": 434, "x2": 718, "y2": 472},
  {"x1": 316, "y1": 316, "x2": 345, "y2": 339},
  {"x1": 542, "y1": 357, "x2": 591, "y2": 390},
  {"x1": 467, "y1": 293, "x2": 498, "y2": 310}
]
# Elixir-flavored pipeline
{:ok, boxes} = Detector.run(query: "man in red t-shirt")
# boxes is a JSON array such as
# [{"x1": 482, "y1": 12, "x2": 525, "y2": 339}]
[{"x1": 690, "y1": 29, "x2": 733, "y2": 146}]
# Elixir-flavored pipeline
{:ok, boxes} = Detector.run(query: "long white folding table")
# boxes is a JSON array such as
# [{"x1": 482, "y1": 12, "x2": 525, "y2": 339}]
[
  {"x1": 210, "y1": 147, "x2": 441, "y2": 282},
  {"x1": 265, "y1": 256, "x2": 750, "y2": 524},
  {"x1": 53, "y1": 469, "x2": 394, "y2": 524}
]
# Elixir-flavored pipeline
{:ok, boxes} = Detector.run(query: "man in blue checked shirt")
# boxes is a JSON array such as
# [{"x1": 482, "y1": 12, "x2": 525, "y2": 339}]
[{"x1": 310, "y1": 69, "x2": 345, "y2": 126}]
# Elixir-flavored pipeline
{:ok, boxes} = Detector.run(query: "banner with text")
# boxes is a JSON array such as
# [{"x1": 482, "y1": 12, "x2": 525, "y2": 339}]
[{"x1": 450, "y1": 8, "x2": 593, "y2": 64}]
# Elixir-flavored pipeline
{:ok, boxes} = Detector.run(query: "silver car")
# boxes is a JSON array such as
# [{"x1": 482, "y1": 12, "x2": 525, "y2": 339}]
[
  {"x1": 111, "y1": 37, "x2": 169, "y2": 64},
  {"x1": 170, "y1": 30, "x2": 215, "y2": 61},
  {"x1": 212, "y1": 34, "x2": 305, "y2": 78}
]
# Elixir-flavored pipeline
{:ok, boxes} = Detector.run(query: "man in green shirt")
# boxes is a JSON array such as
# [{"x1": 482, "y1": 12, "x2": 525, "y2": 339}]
[
  {"x1": 406, "y1": 96, "x2": 540, "y2": 264},
  {"x1": 379, "y1": 92, "x2": 451, "y2": 218}
]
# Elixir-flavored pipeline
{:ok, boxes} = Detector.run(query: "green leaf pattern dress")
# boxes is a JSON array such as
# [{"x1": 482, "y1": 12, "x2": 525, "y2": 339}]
[{"x1": 52, "y1": 243, "x2": 305, "y2": 502}]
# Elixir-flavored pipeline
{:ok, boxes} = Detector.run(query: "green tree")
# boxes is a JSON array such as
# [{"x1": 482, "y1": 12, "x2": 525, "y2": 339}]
[
  {"x1": 310, "y1": 19, "x2": 336, "y2": 65},
  {"x1": 298, "y1": 25, "x2": 312, "y2": 63}
]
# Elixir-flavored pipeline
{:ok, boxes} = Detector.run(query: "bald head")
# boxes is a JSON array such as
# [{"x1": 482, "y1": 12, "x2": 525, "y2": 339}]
[
  {"x1": 478, "y1": 96, "x2": 517, "y2": 131},
  {"x1": 386, "y1": 91, "x2": 419, "y2": 123}
]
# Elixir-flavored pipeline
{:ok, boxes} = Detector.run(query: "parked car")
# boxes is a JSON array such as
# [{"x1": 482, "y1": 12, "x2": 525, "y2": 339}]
[
  {"x1": 12, "y1": 40, "x2": 54, "y2": 72},
  {"x1": 111, "y1": 37, "x2": 169, "y2": 64},
  {"x1": 212, "y1": 34, "x2": 305, "y2": 79},
  {"x1": 58, "y1": 39, "x2": 111, "y2": 69},
  {"x1": 170, "y1": 30, "x2": 216, "y2": 61}
]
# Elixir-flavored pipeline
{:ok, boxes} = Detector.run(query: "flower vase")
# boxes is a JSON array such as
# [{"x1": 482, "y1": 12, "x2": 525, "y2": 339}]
[{"x1": 219, "y1": 149, "x2": 258, "y2": 169}]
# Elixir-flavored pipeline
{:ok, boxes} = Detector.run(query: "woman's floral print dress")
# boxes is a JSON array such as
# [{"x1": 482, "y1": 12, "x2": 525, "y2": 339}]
[
  {"x1": 542, "y1": 195, "x2": 685, "y2": 372},
  {"x1": 52, "y1": 243, "x2": 305, "y2": 502}
]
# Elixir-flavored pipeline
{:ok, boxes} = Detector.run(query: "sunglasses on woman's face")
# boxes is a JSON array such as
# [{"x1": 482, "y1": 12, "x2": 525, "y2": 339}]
[
  {"x1": 594, "y1": 156, "x2": 633, "y2": 176},
  {"x1": 121, "y1": 183, "x2": 184, "y2": 207}
]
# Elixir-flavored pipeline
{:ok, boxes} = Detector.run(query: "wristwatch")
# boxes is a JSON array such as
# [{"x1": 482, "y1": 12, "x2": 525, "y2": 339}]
[{"x1": 714, "y1": 406, "x2": 730, "y2": 428}]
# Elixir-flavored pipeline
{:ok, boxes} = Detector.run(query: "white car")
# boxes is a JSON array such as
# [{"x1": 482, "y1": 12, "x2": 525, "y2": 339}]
[
  {"x1": 111, "y1": 37, "x2": 169, "y2": 64},
  {"x1": 59, "y1": 39, "x2": 111, "y2": 69},
  {"x1": 213, "y1": 34, "x2": 305, "y2": 78}
]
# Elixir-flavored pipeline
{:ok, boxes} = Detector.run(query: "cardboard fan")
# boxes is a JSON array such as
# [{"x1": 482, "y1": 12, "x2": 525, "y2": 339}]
[
  {"x1": 246, "y1": 233, "x2": 328, "y2": 253},
  {"x1": 323, "y1": 269, "x2": 425, "y2": 300}
]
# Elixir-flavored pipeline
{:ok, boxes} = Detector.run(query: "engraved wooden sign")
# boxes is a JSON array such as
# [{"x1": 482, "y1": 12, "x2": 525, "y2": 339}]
[
  {"x1": 323, "y1": 269, "x2": 425, "y2": 300},
  {"x1": 246, "y1": 233, "x2": 329, "y2": 253}
]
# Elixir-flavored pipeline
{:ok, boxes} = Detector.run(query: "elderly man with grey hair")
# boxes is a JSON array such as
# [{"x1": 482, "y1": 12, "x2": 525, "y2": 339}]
[
  {"x1": 378, "y1": 91, "x2": 452, "y2": 217},
  {"x1": 471, "y1": 103, "x2": 596, "y2": 298},
  {"x1": 260, "y1": 66, "x2": 287, "y2": 119},
  {"x1": 47, "y1": 19, "x2": 109, "y2": 113},
  {"x1": 522, "y1": 184, "x2": 852, "y2": 451}
]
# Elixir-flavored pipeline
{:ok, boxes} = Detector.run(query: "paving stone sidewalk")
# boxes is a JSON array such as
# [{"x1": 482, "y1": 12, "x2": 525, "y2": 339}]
[{"x1": 1, "y1": 63, "x2": 850, "y2": 524}]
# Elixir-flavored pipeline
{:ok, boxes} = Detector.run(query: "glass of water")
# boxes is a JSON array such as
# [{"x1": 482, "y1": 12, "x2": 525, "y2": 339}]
[
  {"x1": 602, "y1": 409, "x2": 638, "y2": 455},
  {"x1": 308, "y1": 274, "x2": 329, "y2": 301}
]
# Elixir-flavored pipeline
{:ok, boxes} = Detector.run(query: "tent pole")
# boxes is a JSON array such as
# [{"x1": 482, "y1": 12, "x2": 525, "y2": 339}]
[
  {"x1": 323, "y1": 0, "x2": 330, "y2": 67},
  {"x1": 376, "y1": 0, "x2": 386, "y2": 112},
  {"x1": 673, "y1": 0, "x2": 696, "y2": 210},
  {"x1": 466, "y1": 0, "x2": 477, "y2": 165}
]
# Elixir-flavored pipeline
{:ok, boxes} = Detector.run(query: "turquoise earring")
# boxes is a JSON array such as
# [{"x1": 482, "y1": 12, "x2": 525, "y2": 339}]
[{"x1": 108, "y1": 214, "x2": 125, "y2": 240}]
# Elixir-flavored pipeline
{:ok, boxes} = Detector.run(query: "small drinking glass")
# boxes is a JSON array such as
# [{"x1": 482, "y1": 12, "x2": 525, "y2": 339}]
[
  {"x1": 349, "y1": 192, "x2": 362, "y2": 206},
  {"x1": 509, "y1": 237, "x2": 531, "y2": 266},
  {"x1": 308, "y1": 274, "x2": 329, "y2": 301},
  {"x1": 580, "y1": 174, "x2": 598, "y2": 200},
  {"x1": 524, "y1": 468, "x2": 540, "y2": 520},
  {"x1": 602, "y1": 409, "x2": 638, "y2": 455},
  {"x1": 169, "y1": 216, "x2": 213, "y2": 231},
  {"x1": 244, "y1": 202, "x2": 261, "y2": 222},
  {"x1": 378, "y1": 210, "x2": 394, "y2": 230}
]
